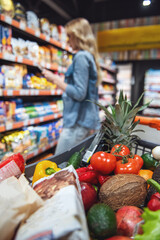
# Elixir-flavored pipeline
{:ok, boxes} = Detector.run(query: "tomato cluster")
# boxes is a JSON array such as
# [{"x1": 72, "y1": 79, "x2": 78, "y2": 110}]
[{"x1": 90, "y1": 144, "x2": 143, "y2": 176}]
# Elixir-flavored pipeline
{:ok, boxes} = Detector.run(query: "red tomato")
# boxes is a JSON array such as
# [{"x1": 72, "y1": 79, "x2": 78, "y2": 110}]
[
  {"x1": 111, "y1": 144, "x2": 130, "y2": 160},
  {"x1": 114, "y1": 157, "x2": 140, "y2": 174},
  {"x1": 90, "y1": 151, "x2": 116, "y2": 175},
  {"x1": 134, "y1": 154, "x2": 144, "y2": 169}
]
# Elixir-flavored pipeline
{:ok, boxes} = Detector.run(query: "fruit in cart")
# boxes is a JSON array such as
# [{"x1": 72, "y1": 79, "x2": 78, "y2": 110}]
[
  {"x1": 111, "y1": 144, "x2": 130, "y2": 160},
  {"x1": 141, "y1": 152, "x2": 159, "y2": 171},
  {"x1": 96, "y1": 90, "x2": 150, "y2": 149},
  {"x1": 99, "y1": 174, "x2": 147, "y2": 211},
  {"x1": 90, "y1": 151, "x2": 116, "y2": 175},
  {"x1": 32, "y1": 160, "x2": 61, "y2": 185},
  {"x1": 152, "y1": 146, "x2": 160, "y2": 161},
  {"x1": 138, "y1": 169, "x2": 153, "y2": 188},
  {"x1": 114, "y1": 155, "x2": 142, "y2": 175},
  {"x1": 116, "y1": 206, "x2": 143, "y2": 237},
  {"x1": 87, "y1": 203, "x2": 117, "y2": 239},
  {"x1": 147, "y1": 192, "x2": 160, "y2": 211},
  {"x1": 80, "y1": 182, "x2": 97, "y2": 211}
]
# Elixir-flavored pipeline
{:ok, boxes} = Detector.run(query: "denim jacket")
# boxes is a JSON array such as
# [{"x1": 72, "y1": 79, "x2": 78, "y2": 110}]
[{"x1": 62, "y1": 50, "x2": 100, "y2": 130}]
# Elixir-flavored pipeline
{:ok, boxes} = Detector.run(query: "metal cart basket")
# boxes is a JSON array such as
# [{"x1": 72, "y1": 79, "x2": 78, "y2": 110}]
[{"x1": 25, "y1": 133, "x2": 157, "y2": 182}]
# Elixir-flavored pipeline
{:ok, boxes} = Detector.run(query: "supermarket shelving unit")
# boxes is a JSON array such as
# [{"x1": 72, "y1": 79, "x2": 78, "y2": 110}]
[
  {"x1": 0, "y1": 14, "x2": 68, "y2": 161},
  {"x1": 99, "y1": 64, "x2": 117, "y2": 107},
  {"x1": 0, "y1": 14, "x2": 117, "y2": 161}
]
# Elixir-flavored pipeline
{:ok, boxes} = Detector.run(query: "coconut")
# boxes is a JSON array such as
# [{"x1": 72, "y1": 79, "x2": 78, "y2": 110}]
[{"x1": 99, "y1": 174, "x2": 147, "y2": 211}]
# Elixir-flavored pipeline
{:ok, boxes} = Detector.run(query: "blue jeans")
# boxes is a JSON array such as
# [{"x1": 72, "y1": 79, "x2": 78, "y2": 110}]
[{"x1": 55, "y1": 124, "x2": 91, "y2": 155}]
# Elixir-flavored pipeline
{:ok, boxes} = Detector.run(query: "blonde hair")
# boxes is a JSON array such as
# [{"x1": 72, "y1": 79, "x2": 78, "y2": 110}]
[{"x1": 65, "y1": 18, "x2": 101, "y2": 85}]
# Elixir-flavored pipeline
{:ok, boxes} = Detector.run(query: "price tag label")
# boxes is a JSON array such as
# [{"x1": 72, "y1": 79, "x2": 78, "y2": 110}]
[
  {"x1": 39, "y1": 117, "x2": 44, "y2": 122},
  {"x1": 57, "y1": 89, "x2": 62, "y2": 95},
  {"x1": 46, "y1": 63, "x2": 51, "y2": 69},
  {"x1": 30, "y1": 89, "x2": 34, "y2": 95},
  {"x1": 34, "y1": 90, "x2": 39, "y2": 95},
  {"x1": 42, "y1": 146, "x2": 46, "y2": 152},
  {"x1": 19, "y1": 22, "x2": 26, "y2": 30},
  {"x1": 23, "y1": 120, "x2": 28, "y2": 126},
  {"x1": 34, "y1": 149, "x2": 38, "y2": 156},
  {"x1": 17, "y1": 56, "x2": 23, "y2": 62},
  {"x1": 46, "y1": 35, "x2": 50, "y2": 42},
  {"x1": 6, "y1": 122, "x2": 12, "y2": 130},
  {"x1": 35, "y1": 30, "x2": 40, "y2": 37},
  {"x1": 54, "y1": 113, "x2": 58, "y2": 119},
  {"x1": 58, "y1": 66, "x2": 62, "y2": 72},
  {"x1": 7, "y1": 90, "x2": 13, "y2": 96},
  {"x1": 0, "y1": 89, "x2": 3, "y2": 96},
  {"x1": 5, "y1": 16, "x2": 12, "y2": 24},
  {"x1": 30, "y1": 119, "x2": 35, "y2": 125},
  {"x1": 62, "y1": 43, "x2": 66, "y2": 49},
  {"x1": 51, "y1": 90, "x2": 55, "y2": 95}
]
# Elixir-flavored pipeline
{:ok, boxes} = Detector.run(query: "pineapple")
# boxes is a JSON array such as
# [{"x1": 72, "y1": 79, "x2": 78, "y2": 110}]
[{"x1": 97, "y1": 90, "x2": 150, "y2": 150}]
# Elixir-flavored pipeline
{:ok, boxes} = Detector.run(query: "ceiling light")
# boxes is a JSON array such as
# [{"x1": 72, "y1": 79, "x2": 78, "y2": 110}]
[{"x1": 143, "y1": 0, "x2": 151, "y2": 6}]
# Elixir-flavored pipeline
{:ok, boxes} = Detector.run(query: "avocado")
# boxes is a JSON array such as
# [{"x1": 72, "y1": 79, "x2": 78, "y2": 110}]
[{"x1": 87, "y1": 203, "x2": 117, "y2": 239}]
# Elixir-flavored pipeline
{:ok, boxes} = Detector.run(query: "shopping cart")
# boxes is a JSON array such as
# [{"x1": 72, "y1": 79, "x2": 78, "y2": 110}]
[{"x1": 25, "y1": 133, "x2": 158, "y2": 182}]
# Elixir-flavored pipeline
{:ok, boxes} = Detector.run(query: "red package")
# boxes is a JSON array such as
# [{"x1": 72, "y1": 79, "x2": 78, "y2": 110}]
[{"x1": 0, "y1": 153, "x2": 25, "y2": 182}]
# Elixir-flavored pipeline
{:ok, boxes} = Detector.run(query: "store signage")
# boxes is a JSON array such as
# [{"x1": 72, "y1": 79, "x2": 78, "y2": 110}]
[{"x1": 97, "y1": 25, "x2": 160, "y2": 52}]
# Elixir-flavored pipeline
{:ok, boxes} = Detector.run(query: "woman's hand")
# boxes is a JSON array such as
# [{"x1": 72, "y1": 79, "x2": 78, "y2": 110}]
[
  {"x1": 42, "y1": 69, "x2": 58, "y2": 83},
  {"x1": 42, "y1": 69, "x2": 67, "y2": 91}
]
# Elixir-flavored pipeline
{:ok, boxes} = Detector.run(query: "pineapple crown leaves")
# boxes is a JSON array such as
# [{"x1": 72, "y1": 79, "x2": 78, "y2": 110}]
[{"x1": 94, "y1": 90, "x2": 150, "y2": 148}]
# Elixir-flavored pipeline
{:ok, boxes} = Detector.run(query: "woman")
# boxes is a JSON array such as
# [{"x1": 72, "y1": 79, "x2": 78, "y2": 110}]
[{"x1": 42, "y1": 18, "x2": 101, "y2": 154}]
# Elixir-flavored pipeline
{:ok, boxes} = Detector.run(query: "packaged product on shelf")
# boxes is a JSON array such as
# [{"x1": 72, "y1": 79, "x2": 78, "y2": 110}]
[
  {"x1": 1, "y1": 64, "x2": 23, "y2": 89},
  {"x1": 43, "y1": 46, "x2": 51, "y2": 64},
  {"x1": 57, "y1": 50, "x2": 63, "y2": 65},
  {"x1": 0, "y1": 0, "x2": 15, "y2": 17},
  {"x1": 48, "y1": 46, "x2": 59, "y2": 64},
  {"x1": 14, "y1": 2, "x2": 27, "y2": 27},
  {"x1": 26, "y1": 11, "x2": 40, "y2": 31},
  {"x1": 58, "y1": 25, "x2": 67, "y2": 44},
  {"x1": 1, "y1": 25, "x2": 12, "y2": 55},
  {"x1": 38, "y1": 46, "x2": 45, "y2": 64},
  {"x1": 11, "y1": 37, "x2": 21, "y2": 56},
  {"x1": 27, "y1": 40, "x2": 39, "y2": 62},
  {"x1": 40, "y1": 18, "x2": 50, "y2": 37},
  {"x1": 50, "y1": 23, "x2": 59, "y2": 41},
  {"x1": 0, "y1": 101, "x2": 6, "y2": 123},
  {"x1": 0, "y1": 70, "x2": 5, "y2": 88}
]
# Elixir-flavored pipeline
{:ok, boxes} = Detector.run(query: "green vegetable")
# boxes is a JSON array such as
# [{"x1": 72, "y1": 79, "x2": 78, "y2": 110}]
[
  {"x1": 67, "y1": 147, "x2": 84, "y2": 169},
  {"x1": 135, "y1": 208, "x2": 160, "y2": 240},
  {"x1": 141, "y1": 153, "x2": 159, "y2": 171},
  {"x1": 147, "y1": 179, "x2": 160, "y2": 193},
  {"x1": 45, "y1": 167, "x2": 56, "y2": 175}
]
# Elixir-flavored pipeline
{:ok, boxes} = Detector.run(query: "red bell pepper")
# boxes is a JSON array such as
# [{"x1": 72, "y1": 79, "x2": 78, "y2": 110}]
[
  {"x1": 0, "y1": 153, "x2": 25, "y2": 182},
  {"x1": 77, "y1": 170, "x2": 98, "y2": 185},
  {"x1": 97, "y1": 174, "x2": 111, "y2": 185}
]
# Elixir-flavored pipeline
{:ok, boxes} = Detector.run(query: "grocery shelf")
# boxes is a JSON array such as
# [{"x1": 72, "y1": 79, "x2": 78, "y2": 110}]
[
  {"x1": 0, "y1": 113, "x2": 63, "y2": 133},
  {"x1": 0, "y1": 53, "x2": 67, "y2": 73},
  {"x1": 102, "y1": 78, "x2": 116, "y2": 84},
  {"x1": 0, "y1": 14, "x2": 72, "y2": 53},
  {"x1": 98, "y1": 90, "x2": 115, "y2": 95},
  {"x1": 100, "y1": 64, "x2": 117, "y2": 74},
  {"x1": 0, "y1": 89, "x2": 63, "y2": 97},
  {"x1": 24, "y1": 139, "x2": 58, "y2": 162}
]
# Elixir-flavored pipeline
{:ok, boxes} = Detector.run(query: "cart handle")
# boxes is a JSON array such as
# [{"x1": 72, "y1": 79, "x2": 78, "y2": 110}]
[{"x1": 135, "y1": 116, "x2": 160, "y2": 130}]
